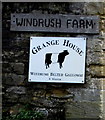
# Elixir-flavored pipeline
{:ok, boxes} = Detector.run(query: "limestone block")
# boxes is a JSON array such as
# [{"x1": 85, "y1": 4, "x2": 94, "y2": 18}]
[
  {"x1": 65, "y1": 101, "x2": 101, "y2": 119},
  {"x1": 33, "y1": 90, "x2": 46, "y2": 97},
  {"x1": 32, "y1": 84, "x2": 47, "y2": 89},
  {"x1": 2, "y1": 63, "x2": 13, "y2": 73},
  {"x1": 86, "y1": 78, "x2": 103, "y2": 90},
  {"x1": 87, "y1": 39, "x2": 102, "y2": 52},
  {"x1": 10, "y1": 63, "x2": 24, "y2": 74},
  {"x1": 100, "y1": 90, "x2": 105, "y2": 102},
  {"x1": 2, "y1": 50, "x2": 26, "y2": 62},
  {"x1": 4, "y1": 93, "x2": 19, "y2": 103},
  {"x1": 6, "y1": 86, "x2": 26, "y2": 94},
  {"x1": 51, "y1": 89, "x2": 69, "y2": 98},
  {"x1": 67, "y1": 3, "x2": 84, "y2": 14},
  {"x1": 100, "y1": 79, "x2": 105, "y2": 90},
  {"x1": 102, "y1": 38, "x2": 105, "y2": 49},
  {"x1": 19, "y1": 95, "x2": 31, "y2": 103},
  {"x1": 31, "y1": 98, "x2": 55, "y2": 108},
  {"x1": 3, "y1": 73, "x2": 25, "y2": 85},
  {"x1": 67, "y1": 88, "x2": 100, "y2": 102},
  {"x1": 84, "y1": 2, "x2": 104, "y2": 15},
  {"x1": 86, "y1": 52, "x2": 104, "y2": 66},
  {"x1": 90, "y1": 65, "x2": 105, "y2": 77},
  {"x1": 101, "y1": 101, "x2": 105, "y2": 119},
  {"x1": 10, "y1": 37, "x2": 30, "y2": 48},
  {"x1": 100, "y1": 31, "x2": 105, "y2": 38}
]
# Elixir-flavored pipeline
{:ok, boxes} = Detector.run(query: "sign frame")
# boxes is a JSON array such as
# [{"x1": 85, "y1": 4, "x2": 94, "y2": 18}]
[{"x1": 28, "y1": 37, "x2": 87, "y2": 83}]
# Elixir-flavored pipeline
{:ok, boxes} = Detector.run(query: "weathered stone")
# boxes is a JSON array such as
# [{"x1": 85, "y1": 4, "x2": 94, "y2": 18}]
[
  {"x1": 33, "y1": 90, "x2": 46, "y2": 97},
  {"x1": 51, "y1": 89, "x2": 69, "y2": 98},
  {"x1": 68, "y1": 3, "x2": 84, "y2": 14},
  {"x1": 10, "y1": 104, "x2": 23, "y2": 115},
  {"x1": 4, "y1": 93, "x2": 19, "y2": 103},
  {"x1": 101, "y1": 101, "x2": 105, "y2": 120},
  {"x1": 2, "y1": 63, "x2": 12, "y2": 73},
  {"x1": 86, "y1": 52, "x2": 104, "y2": 66},
  {"x1": 86, "y1": 78, "x2": 103, "y2": 90},
  {"x1": 87, "y1": 39, "x2": 102, "y2": 52},
  {"x1": 84, "y1": 2, "x2": 104, "y2": 15},
  {"x1": 6, "y1": 86, "x2": 26, "y2": 94},
  {"x1": 67, "y1": 88, "x2": 100, "y2": 102},
  {"x1": 19, "y1": 95, "x2": 31, "y2": 103},
  {"x1": 32, "y1": 84, "x2": 47, "y2": 89},
  {"x1": 48, "y1": 3, "x2": 65, "y2": 13},
  {"x1": 65, "y1": 101, "x2": 101, "y2": 119},
  {"x1": 10, "y1": 63, "x2": 24, "y2": 74},
  {"x1": 100, "y1": 79, "x2": 105, "y2": 90},
  {"x1": 3, "y1": 73, "x2": 25, "y2": 85},
  {"x1": 31, "y1": 98, "x2": 56, "y2": 108},
  {"x1": 10, "y1": 38, "x2": 30, "y2": 48},
  {"x1": 100, "y1": 90, "x2": 105, "y2": 102},
  {"x1": 90, "y1": 65, "x2": 105, "y2": 77}
]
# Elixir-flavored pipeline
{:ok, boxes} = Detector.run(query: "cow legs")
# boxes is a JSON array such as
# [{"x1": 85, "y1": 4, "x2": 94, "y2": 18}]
[
  {"x1": 59, "y1": 63, "x2": 62, "y2": 69},
  {"x1": 46, "y1": 64, "x2": 49, "y2": 69},
  {"x1": 45, "y1": 63, "x2": 50, "y2": 69}
]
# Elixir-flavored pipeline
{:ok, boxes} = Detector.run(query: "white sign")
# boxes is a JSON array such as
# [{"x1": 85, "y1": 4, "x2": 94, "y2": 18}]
[{"x1": 28, "y1": 37, "x2": 86, "y2": 83}]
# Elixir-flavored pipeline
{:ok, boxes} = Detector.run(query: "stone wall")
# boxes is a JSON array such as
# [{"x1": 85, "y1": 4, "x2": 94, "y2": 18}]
[{"x1": 2, "y1": 2, "x2": 105, "y2": 120}]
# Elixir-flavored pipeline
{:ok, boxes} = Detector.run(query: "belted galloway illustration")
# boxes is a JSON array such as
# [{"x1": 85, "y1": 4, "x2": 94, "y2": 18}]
[
  {"x1": 57, "y1": 50, "x2": 69, "y2": 69},
  {"x1": 45, "y1": 53, "x2": 52, "y2": 69},
  {"x1": 45, "y1": 50, "x2": 69, "y2": 69}
]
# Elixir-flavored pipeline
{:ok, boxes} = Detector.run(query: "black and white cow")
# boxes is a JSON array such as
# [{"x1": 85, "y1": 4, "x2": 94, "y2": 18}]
[
  {"x1": 45, "y1": 53, "x2": 52, "y2": 69},
  {"x1": 57, "y1": 50, "x2": 69, "y2": 69},
  {"x1": 45, "y1": 50, "x2": 69, "y2": 69}
]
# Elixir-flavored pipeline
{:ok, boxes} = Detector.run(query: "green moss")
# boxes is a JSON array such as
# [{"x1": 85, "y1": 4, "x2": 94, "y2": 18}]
[{"x1": 2, "y1": 104, "x2": 44, "y2": 120}]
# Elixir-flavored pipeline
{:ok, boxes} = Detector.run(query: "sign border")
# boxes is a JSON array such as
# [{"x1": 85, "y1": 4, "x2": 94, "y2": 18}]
[{"x1": 28, "y1": 37, "x2": 87, "y2": 84}]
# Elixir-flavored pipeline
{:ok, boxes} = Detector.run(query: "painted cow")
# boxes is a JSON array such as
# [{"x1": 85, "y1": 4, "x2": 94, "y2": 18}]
[
  {"x1": 45, "y1": 53, "x2": 52, "y2": 69},
  {"x1": 57, "y1": 50, "x2": 69, "y2": 69},
  {"x1": 45, "y1": 50, "x2": 69, "y2": 69}
]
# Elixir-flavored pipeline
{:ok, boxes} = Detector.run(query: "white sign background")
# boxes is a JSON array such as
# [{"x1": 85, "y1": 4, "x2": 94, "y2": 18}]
[{"x1": 28, "y1": 37, "x2": 86, "y2": 83}]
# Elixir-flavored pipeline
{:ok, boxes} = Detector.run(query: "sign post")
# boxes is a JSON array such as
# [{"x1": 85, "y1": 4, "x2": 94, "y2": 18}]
[{"x1": 28, "y1": 37, "x2": 86, "y2": 83}]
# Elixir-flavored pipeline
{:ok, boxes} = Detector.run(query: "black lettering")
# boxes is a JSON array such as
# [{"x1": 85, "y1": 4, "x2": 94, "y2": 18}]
[
  {"x1": 30, "y1": 72, "x2": 34, "y2": 75},
  {"x1": 76, "y1": 47, "x2": 80, "y2": 53},
  {"x1": 23, "y1": 18, "x2": 25, "y2": 26},
  {"x1": 50, "y1": 19, "x2": 55, "y2": 27},
  {"x1": 37, "y1": 46, "x2": 41, "y2": 51},
  {"x1": 51, "y1": 40, "x2": 56, "y2": 45},
  {"x1": 46, "y1": 41, "x2": 51, "y2": 46},
  {"x1": 56, "y1": 40, "x2": 59, "y2": 45},
  {"x1": 32, "y1": 47, "x2": 38, "y2": 54},
  {"x1": 79, "y1": 19, "x2": 85, "y2": 28},
  {"x1": 26, "y1": 18, "x2": 32, "y2": 26},
  {"x1": 69, "y1": 43, "x2": 74, "y2": 48},
  {"x1": 72, "y1": 19, "x2": 78, "y2": 28},
  {"x1": 45, "y1": 19, "x2": 50, "y2": 27},
  {"x1": 16, "y1": 18, "x2": 23, "y2": 26},
  {"x1": 67, "y1": 19, "x2": 72, "y2": 28},
  {"x1": 63, "y1": 40, "x2": 69, "y2": 46},
  {"x1": 50, "y1": 40, "x2": 59, "y2": 45},
  {"x1": 79, "y1": 50, "x2": 84, "y2": 56},
  {"x1": 86, "y1": 20, "x2": 94, "y2": 29},
  {"x1": 42, "y1": 44, "x2": 46, "y2": 48},
  {"x1": 63, "y1": 40, "x2": 83, "y2": 56},
  {"x1": 33, "y1": 19, "x2": 38, "y2": 26},
  {"x1": 56, "y1": 19, "x2": 61, "y2": 28},
  {"x1": 71, "y1": 44, "x2": 76, "y2": 50},
  {"x1": 38, "y1": 19, "x2": 44, "y2": 27}
]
